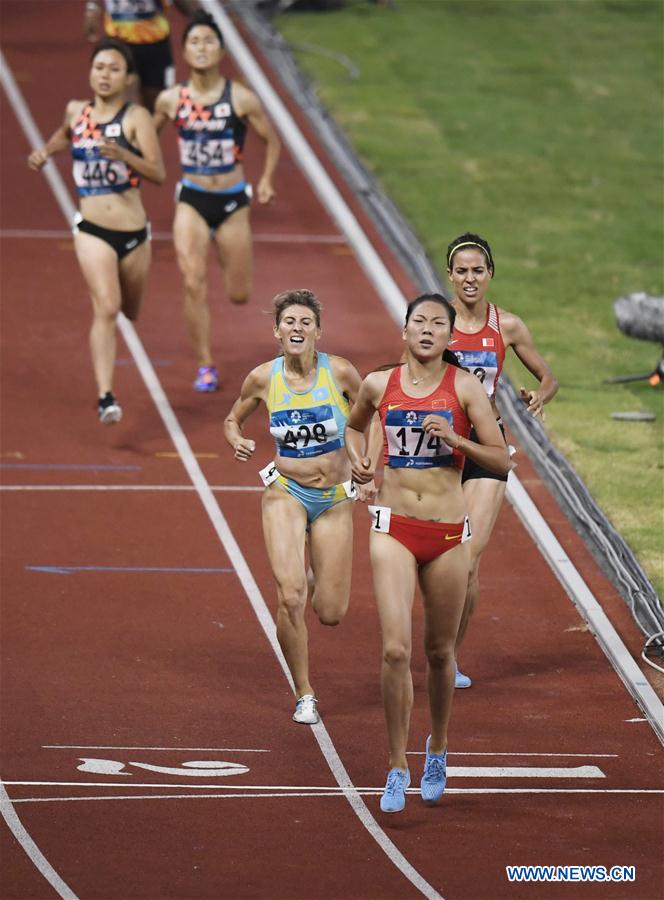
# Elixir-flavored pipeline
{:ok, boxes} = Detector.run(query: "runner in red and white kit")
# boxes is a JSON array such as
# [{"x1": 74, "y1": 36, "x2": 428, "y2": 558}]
[
  {"x1": 447, "y1": 233, "x2": 559, "y2": 686},
  {"x1": 346, "y1": 293, "x2": 509, "y2": 814}
]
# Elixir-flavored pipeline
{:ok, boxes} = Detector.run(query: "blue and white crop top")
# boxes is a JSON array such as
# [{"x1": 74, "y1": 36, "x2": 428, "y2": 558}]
[{"x1": 266, "y1": 352, "x2": 350, "y2": 459}]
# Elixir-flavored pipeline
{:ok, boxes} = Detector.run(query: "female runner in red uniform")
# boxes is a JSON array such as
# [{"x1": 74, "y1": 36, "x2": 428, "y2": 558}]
[
  {"x1": 446, "y1": 233, "x2": 558, "y2": 686},
  {"x1": 345, "y1": 294, "x2": 509, "y2": 813},
  {"x1": 28, "y1": 38, "x2": 165, "y2": 424}
]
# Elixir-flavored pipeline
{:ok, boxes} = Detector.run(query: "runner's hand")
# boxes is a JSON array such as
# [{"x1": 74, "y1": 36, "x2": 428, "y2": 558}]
[
  {"x1": 27, "y1": 149, "x2": 49, "y2": 171},
  {"x1": 355, "y1": 479, "x2": 377, "y2": 503},
  {"x1": 422, "y1": 414, "x2": 458, "y2": 448},
  {"x1": 233, "y1": 438, "x2": 256, "y2": 462},
  {"x1": 350, "y1": 456, "x2": 374, "y2": 484},
  {"x1": 519, "y1": 387, "x2": 545, "y2": 418},
  {"x1": 256, "y1": 177, "x2": 275, "y2": 204},
  {"x1": 98, "y1": 139, "x2": 126, "y2": 162}
]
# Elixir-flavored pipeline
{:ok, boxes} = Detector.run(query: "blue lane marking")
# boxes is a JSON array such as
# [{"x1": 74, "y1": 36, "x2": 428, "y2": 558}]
[
  {"x1": 26, "y1": 566, "x2": 234, "y2": 575},
  {"x1": 1, "y1": 464, "x2": 142, "y2": 471}
]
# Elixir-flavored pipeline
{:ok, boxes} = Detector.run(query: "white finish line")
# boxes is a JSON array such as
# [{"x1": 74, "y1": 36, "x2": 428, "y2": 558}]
[
  {"x1": 4, "y1": 766, "x2": 607, "y2": 789},
  {"x1": 3, "y1": 788, "x2": 662, "y2": 805}
]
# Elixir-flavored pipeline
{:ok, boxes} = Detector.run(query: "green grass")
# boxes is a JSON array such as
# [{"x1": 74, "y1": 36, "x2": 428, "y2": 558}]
[{"x1": 275, "y1": 0, "x2": 664, "y2": 596}]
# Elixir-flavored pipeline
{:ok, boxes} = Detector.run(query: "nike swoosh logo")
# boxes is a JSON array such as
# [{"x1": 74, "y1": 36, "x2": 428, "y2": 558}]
[
  {"x1": 448, "y1": 340, "x2": 458, "y2": 346},
  {"x1": 444, "y1": 533, "x2": 460, "y2": 541},
  {"x1": 224, "y1": 201, "x2": 238, "y2": 213},
  {"x1": 125, "y1": 239, "x2": 138, "y2": 249},
  {"x1": 387, "y1": 403, "x2": 402, "y2": 410}
]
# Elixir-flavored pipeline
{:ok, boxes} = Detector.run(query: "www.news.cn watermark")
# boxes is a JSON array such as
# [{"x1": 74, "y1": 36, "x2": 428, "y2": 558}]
[{"x1": 506, "y1": 865, "x2": 636, "y2": 883}]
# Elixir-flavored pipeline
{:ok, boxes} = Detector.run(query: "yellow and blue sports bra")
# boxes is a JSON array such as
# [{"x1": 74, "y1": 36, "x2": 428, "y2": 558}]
[{"x1": 267, "y1": 352, "x2": 350, "y2": 459}]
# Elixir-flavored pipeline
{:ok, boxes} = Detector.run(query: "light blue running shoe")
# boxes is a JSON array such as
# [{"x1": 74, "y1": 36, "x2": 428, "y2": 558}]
[
  {"x1": 420, "y1": 736, "x2": 447, "y2": 804},
  {"x1": 380, "y1": 768, "x2": 410, "y2": 813},
  {"x1": 455, "y1": 665, "x2": 472, "y2": 688}
]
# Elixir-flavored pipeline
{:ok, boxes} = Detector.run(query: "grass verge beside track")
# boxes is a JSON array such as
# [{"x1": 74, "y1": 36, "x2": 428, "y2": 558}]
[{"x1": 274, "y1": 0, "x2": 663, "y2": 597}]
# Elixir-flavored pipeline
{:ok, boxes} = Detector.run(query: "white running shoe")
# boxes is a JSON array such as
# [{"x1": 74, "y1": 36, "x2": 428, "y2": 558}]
[{"x1": 293, "y1": 694, "x2": 319, "y2": 724}]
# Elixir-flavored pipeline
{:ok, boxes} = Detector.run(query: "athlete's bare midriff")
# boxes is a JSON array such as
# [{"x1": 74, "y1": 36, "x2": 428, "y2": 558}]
[
  {"x1": 275, "y1": 445, "x2": 351, "y2": 489},
  {"x1": 378, "y1": 466, "x2": 465, "y2": 522},
  {"x1": 80, "y1": 189, "x2": 147, "y2": 230}
]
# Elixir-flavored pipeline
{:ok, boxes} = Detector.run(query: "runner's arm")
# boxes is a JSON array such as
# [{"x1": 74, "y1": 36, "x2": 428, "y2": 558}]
[
  {"x1": 223, "y1": 366, "x2": 268, "y2": 462},
  {"x1": 502, "y1": 311, "x2": 559, "y2": 416},
  {"x1": 153, "y1": 88, "x2": 177, "y2": 135},
  {"x1": 27, "y1": 102, "x2": 75, "y2": 170},
  {"x1": 423, "y1": 372, "x2": 510, "y2": 476},
  {"x1": 234, "y1": 84, "x2": 280, "y2": 204},
  {"x1": 345, "y1": 373, "x2": 384, "y2": 484},
  {"x1": 99, "y1": 105, "x2": 166, "y2": 184}
]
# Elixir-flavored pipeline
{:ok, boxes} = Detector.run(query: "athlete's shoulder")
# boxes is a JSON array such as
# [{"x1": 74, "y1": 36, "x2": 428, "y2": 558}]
[
  {"x1": 66, "y1": 99, "x2": 88, "y2": 120},
  {"x1": 495, "y1": 306, "x2": 528, "y2": 344},
  {"x1": 364, "y1": 366, "x2": 394, "y2": 394},
  {"x1": 124, "y1": 102, "x2": 152, "y2": 127},
  {"x1": 326, "y1": 353, "x2": 356, "y2": 376},
  {"x1": 155, "y1": 84, "x2": 181, "y2": 116},
  {"x1": 230, "y1": 79, "x2": 260, "y2": 116},
  {"x1": 243, "y1": 360, "x2": 273, "y2": 393}
]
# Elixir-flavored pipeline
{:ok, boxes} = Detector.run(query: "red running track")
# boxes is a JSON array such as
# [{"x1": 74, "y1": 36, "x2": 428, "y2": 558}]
[{"x1": 1, "y1": 3, "x2": 662, "y2": 898}]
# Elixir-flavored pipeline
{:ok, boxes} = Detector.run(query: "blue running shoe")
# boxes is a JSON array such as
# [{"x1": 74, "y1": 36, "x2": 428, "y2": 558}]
[
  {"x1": 194, "y1": 366, "x2": 219, "y2": 392},
  {"x1": 420, "y1": 736, "x2": 447, "y2": 804},
  {"x1": 455, "y1": 665, "x2": 472, "y2": 688},
  {"x1": 380, "y1": 768, "x2": 410, "y2": 813}
]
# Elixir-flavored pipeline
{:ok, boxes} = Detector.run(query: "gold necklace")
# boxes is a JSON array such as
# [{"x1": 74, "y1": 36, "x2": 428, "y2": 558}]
[{"x1": 407, "y1": 363, "x2": 440, "y2": 386}]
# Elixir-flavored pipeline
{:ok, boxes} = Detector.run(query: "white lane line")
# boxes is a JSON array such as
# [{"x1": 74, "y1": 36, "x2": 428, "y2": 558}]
[
  {"x1": 203, "y1": 0, "x2": 664, "y2": 749},
  {"x1": 506, "y1": 478, "x2": 664, "y2": 744},
  {"x1": 0, "y1": 781, "x2": 76, "y2": 898},
  {"x1": 4, "y1": 767, "x2": 607, "y2": 790},
  {"x1": 0, "y1": 227, "x2": 346, "y2": 243},
  {"x1": 43, "y1": 745, "x2": 269, "y2": 752},
  {"x1": 3, "y1": 43, "x2": 442, "y2": 900},
  {"x1": 0, "y1": 484, "x2": 262, "y2": 492},
  {"x1": 4, "y1": 789, "x2": 662, "y2": 805},
  {"x1": 42, "y1": 746, "x2": 616, "y2": 758}
]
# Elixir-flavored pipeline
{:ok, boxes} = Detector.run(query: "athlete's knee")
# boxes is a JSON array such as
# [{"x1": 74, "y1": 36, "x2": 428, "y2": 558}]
[
  {"x1": 182, "y1": 270, "x2": 207, "y2": 300},
  {"x1": 277, "y1": 580, "x2": 307, "y2": 621},
  {"x1": 92, "y1": 300, "x2": 120, "y2": 323},
  {"x1": 383, "y1": 641, "x2": 411, "y2": 670},
  {"x1": 424, "y1": 641, "x2": 455, "y2": 669},
  {"x1": 314, "y1": 595, "x2": 348, "y2": 627},
  {"x1": 121, "y1": 297, "x2": 142, "y2": 321},
  {"x1": 229, "y1": 291, "x2": 249, "y2": 305}
]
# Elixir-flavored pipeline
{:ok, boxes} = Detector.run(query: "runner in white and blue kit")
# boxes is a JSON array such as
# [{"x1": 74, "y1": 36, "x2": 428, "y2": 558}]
[{"x1": 224, "y1": 290, "x2": 375, "y2": 726}]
